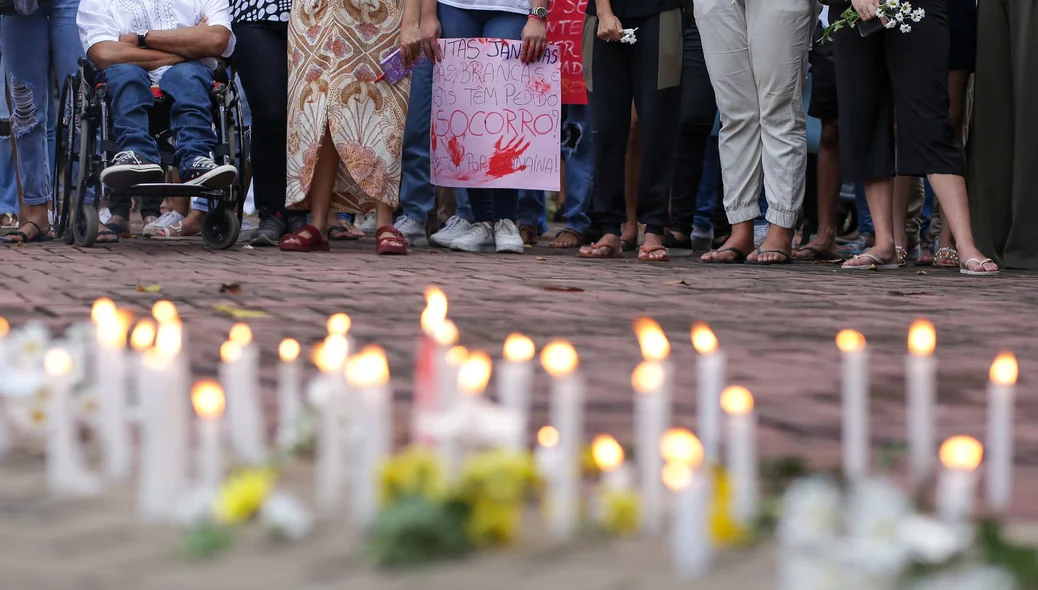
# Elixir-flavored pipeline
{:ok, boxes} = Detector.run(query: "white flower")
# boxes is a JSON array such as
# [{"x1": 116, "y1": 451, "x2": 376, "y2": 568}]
[
  {"x1": 841, "y1": 478, "x2": 912, "y2": 577},
  {"x1": 176, "y1": 488, "x2": 217, "y2": 528},
  {"x1": 898, "y1": 515, "x2": 973, "y2": 564},
  {"x1": 620, "y1": 28, "x2": 638, "y2": 44},
  {"x1": 885, "y1": 18, "x2": 899, "y2": 28},
  {"x1": 911, "y1": 8, "x2": 925, "y2": 21},
  {"x1": 260, "y1": 491, "x2": 313, "y2": 541},
  {"x1": 777, "y1": 477, "x2": 842, "y2": 550},
  {"x1": 884, "y1": 0, "x2": 900, "y2": 9},
  {"x1": 9, "y1": 323, "x2": 50, "y2": 372},
  {"x1": 900, "y1": 23, "x2": 912, "y2": 33}
]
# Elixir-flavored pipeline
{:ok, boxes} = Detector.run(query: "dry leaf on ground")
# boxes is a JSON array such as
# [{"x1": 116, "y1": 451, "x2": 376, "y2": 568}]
[
  {"x1": 136, "y1": 282, "x2": 162, "y2": 293},
  {"x1": 663, "y1": 279, "x2": 692, "y2": 287},
  {"x1": 213, "y1": 304, "x2": 268, "y2": 319},
  {"x1": 219, "y1": 283, "x2": 243, "y2": 295}
]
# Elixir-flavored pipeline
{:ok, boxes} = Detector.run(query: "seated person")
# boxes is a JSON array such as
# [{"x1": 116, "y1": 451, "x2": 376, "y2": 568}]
[{"x1": 77, "y1": 0, "x2": 238, "y2": 193}]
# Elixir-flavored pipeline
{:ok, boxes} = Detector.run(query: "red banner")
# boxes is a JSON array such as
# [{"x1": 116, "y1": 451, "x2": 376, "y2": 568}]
[{"x1": 547, "y1": 0, "x2": 588, "y2": 105}]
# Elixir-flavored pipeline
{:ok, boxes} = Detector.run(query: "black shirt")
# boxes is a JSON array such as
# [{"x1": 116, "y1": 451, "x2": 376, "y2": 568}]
[{"x1": 585, "y1": 0, "x2": 685, "y2": 18}]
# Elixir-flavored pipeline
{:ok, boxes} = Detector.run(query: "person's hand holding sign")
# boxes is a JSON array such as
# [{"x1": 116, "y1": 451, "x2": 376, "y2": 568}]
[{"x1": 521, "y1": 2, "x2": 549, "y2": 63}]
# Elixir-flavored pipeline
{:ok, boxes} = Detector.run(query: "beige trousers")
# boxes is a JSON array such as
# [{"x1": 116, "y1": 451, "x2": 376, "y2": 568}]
[{"x1": 695, "y1": 0, "x2": 817, "y2": 229}]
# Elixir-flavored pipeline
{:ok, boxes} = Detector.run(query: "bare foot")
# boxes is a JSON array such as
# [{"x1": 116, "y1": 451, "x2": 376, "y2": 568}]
[
  {"x1": 957, "y1": 246, "x2": 999, "y2": 274},
  {"x1": 701, "y1": 236, "x2": 752, "y2": 263},
  {"x1": 578, "y1": 234, "x2": 623, "y2": 259},
  {"x1": 842, "y1": 244, "x2": 897, "y2": 268},
  {"x1": 794, "y1": 234, "x2": 837, "y2": 260},
  {"x1": 747, "y1": 226, "x2": 794, "y2": 264}
]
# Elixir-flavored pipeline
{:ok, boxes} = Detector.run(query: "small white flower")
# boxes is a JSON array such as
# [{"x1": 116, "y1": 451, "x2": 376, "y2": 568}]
[
  {"x1": 884, "y1": 0, "x2": 900, "y2": 9},
  {"x1": 777, "y1": 477, "x2": 842, "y2": 550},
  {"x1": 620, "y1": 28, "x2": 638, "y2": 44},
  {"x1": 842, "y1": 478, "x2": 912, "y2": 577},
  {"x1": 898, "y1": 515, "x2": 973, "y2": 564},
  {"x1": 911, "y1": 8, "x2": 925, "y2": 21},
  {"x1": 885, "y1": 18, "x2": 899, "y2": 28},
  {"x1": 900, "y1": 23, "x2": 912, "y2": 33},
  {"x1": 260, "y1": 491, "x2": 313, "y2": 541}
]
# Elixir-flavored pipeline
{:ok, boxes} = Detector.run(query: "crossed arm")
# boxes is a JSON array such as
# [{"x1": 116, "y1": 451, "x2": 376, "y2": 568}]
[{"x1": 87, "y1": 19, "x2": 231, "y2": 71}]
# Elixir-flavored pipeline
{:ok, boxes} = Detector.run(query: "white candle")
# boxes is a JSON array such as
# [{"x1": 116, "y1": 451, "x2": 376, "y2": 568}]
[
  {"x1": 906, "y1": 319, "x2": 937, "y2": 489},
  {"x1": 632, "y1": 360, "x2": 667, "y2": 536},
  {"x1": 0, "y1": 318, "x2": 7, "y2": 459},
  {"x1": 590, "y1": 434, "x2": 631, "y2": 520},
  {"x1": 986, "y1": 353, "x2": 1017, "y2": 514},
  {"x1": 131, "y1": 322, "x2": 167, "y2": 520},
  {"x1": 156, "y1": 319, "x2": 189, "y2": 508},
  {"x1": 721, "y1": 386, "x2": 758, "y2": 524},
  {"x1": 541, "y1": 341, "x2": 583, "y2": 540},
  {"x1": 535, "y1": 426, "x2": 562, "y2": 479},
  {"x1": 277, "y1": 339, "x2": 302, "y2": 451},
  {"x1": 346, "y1": 345, "x2": 392, "y2": 531},
  {"x1": 443, "y1": 351, "x2": 492, "y2": 480},
  {"x1": 45, "y1": 347, "x2": 101, "y2": 497},
  {"x1": 937, "y1": 436, "x2": 983, "y2": 523},
  {"x1": 93, "y1": 303, "x2": 132, "y2": 481},
  {"x1": 191, "y1": 380, "x2": 225, "y2": 490},
  {"x1": 128, "y1": 319, "x2": 157, "y2": 415},
  {"x1": 413, "y1": 288, "x2": 452, "y2": 445},
  {"x1": 314, "y1": 337, "x2": 348, "y2": 515},
  {"x1": 664, "y1": 461, "x2": 711, "y2": 579},
  {"x1": 692, "y1": 323, "x2": 725, "y2": 464},
  {"x1": 497, "y1": 333, "x2": 535, "y2": 450},
  {"x1": 226, "y1": 324, "x2": 266, "y2": 465},
  {"x1": 837, "y1": 330, "x2": 869, "y2": 481}
]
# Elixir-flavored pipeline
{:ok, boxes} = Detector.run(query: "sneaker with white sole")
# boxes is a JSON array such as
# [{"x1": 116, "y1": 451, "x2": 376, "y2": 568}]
[
  {"x1": 101, "y1": 151, "x2": 163, "y2": 190},
  {"x1": 429, "y1": 215, "x2": 472, "y2": 249},
  {"x1": 358, "y1": 211, "x2": 377, "y2": 233},
  {"x1": 143, "y1": 210, "x2": 185, "y2": 237},
  {"x1": 494, "y1": 219, "x2": 524, "y2": 254},
  {"x1": 394, "y1": 215, "x2": 428, "y2": 247},
  {"x1": 182, "y1": 156, "x2": 237, "y2": 189},
  {"x1": 451, "y1": 221, "x2": 495, "y2": 253}
]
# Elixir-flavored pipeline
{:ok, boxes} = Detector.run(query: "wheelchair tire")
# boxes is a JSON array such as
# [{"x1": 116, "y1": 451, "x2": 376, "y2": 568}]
[
  {"x1": 72, "y1": 96, "x2": 99, "y2": 248},
  {"x1": 72, "y1": 201, "x2": 99, "y2": 247},
  {"x1": 202, "y1": 208, "x2": 241, "y2": 250},
  {"x1": 53, "y1": 75, "x2": 77, "y2": 243}
]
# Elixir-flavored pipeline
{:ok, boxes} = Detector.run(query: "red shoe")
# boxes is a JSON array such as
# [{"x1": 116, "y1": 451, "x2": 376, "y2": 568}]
[
  {"x1": 375, "y1": 226, "x2": 409, "y2": 255},
  {"x1": 280, "y1": 224, "x2": 330, "y2": 252}
]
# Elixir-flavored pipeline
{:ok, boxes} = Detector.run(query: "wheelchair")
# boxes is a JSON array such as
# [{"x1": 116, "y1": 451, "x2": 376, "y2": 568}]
[{"x1": 52, "y1": 58, "x2": 249, "y2": 249}]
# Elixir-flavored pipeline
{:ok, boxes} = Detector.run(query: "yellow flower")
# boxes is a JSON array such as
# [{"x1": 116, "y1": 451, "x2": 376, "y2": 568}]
[
  {"x1": 379, "y1": 446, "x2": 445, "y2": 506},
  {"x1": 580, "y1": 444, "x2": 600, "y2": 477},
  {"x1": 455, "y1": 450, "x2": 536, "y2": 505},
  {"x1": 214, "y1": 468, "x2": 276, "y2": 525},
  {"x1": 600, "y1": 488, "x2": 640, "y2": 536},
  {"x1": 709, "y1": 465, "x2": 750, "y2": 547},
  {"x1": 466, "y1": 500, "x2": 521, "y2": 547}
]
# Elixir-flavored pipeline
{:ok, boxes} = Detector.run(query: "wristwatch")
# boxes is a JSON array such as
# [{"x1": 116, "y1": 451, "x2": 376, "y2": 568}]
[
  {"x1": 529, "y1": 6, "x2": 548, "y2": 20},
  {"x1": 136, "y1": 30, "x2": 149, "y2": 48}
]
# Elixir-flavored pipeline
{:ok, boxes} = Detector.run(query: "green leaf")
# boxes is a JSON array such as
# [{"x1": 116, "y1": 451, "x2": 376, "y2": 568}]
[
  {"x1": 366, "y1": 497, "x2": 473, "y2": 568},
  {"x1": 179, "y1": 525, "x2": 235, "y2": 559}
]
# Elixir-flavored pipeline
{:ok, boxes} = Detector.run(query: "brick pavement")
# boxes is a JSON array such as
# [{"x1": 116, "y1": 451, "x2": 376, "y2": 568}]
[{"x1": 1, "y1": 229, "x2": 1037, "y2": 586}]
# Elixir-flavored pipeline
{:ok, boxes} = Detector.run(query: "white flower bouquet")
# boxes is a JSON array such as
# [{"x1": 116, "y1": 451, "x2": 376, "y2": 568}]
[{"x1": 822, "y1": 0, "x2": 926, "y2": 42}]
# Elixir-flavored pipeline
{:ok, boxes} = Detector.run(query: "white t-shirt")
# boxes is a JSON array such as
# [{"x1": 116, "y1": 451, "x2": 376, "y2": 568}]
[
  {"x1": 77, "y1": 0, "x2": 236, "y2": 83},
  {"x1": 438, "y1": 0, "x2": 532, "y2": 16}
]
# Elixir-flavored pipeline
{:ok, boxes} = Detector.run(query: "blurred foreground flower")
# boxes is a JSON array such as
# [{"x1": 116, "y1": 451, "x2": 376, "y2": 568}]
[
  {"x1": 710, "y1": 466, "x2": 750, "y2": 547},
  {"x1": 600, "y1": 488, "x2": 640, "y2": 536},
  {"x1": 261, "y1": 491, "x2": 313, "y2": 541},
  {"x1": 379, "y1": 446, "x2": 446, "y2": 506},
  {"x1": 215, "y1": 468, "x2": 275, "y2": 525}
]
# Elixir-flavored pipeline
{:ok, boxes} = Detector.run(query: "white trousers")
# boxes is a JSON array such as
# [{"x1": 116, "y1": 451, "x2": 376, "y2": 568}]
[{"x1": 695, "y1": 0, "x2": 817, "y2": 229}]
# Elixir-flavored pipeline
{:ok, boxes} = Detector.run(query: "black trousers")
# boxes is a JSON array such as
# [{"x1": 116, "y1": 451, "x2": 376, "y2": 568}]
[
  {"x1": 833, "y1": 0, "x2": 962, "y2": 183},
  {"x1": 232, "y1": 21, "x2": 289, "y2": 220},
  {"x1": 585, "y1": 8, "x2": 683, "y2": 236},
  {"x1": 669, "y1": 17, "x2": 717, "y2": 235},
  {"x1": 109, "y1": 194, "x2": 161, "y2": 222}
]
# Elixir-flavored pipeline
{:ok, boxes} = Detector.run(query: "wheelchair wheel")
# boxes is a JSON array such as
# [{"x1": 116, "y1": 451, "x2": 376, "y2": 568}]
[
  {"x1": 71, "y1": 89, "x2": 99, "y2": 248},
  {"x1": 53, "y1": 75, "x2": 77, "y2": 243},
  {"x1": 202, "y1": 208, "x2": 241, "y2": 250},
  {"x1": 72, "y1": 200, "x2": 99, "y2": 247}
]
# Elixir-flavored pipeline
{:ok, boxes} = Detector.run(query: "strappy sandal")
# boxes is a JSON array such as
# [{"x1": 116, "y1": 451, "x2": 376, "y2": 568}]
[
  {"x1": 280, "y1": 224, "x2": 330, "y2": 252},
  {"x1": 1, "y1": 221, "x2": 53, "y2": 244},
  {"x1": 702, "y1": 246, "x2": 747, "y2": 264},
  {"x1": 578, "y1": 241, "x2": 623, "y2": 259},
  {"x1": 375, "y1": 226, "x2": 409, "y2": 256},
  {"x1": 842, "y1": 252, "x2": 900, "y2": 271},
  {"x1": 750, "y1": 248, "x2": 792, "y2": 265},
  {"x1": 152, "y1": 221, "x2": 186, "y2": 240},
  {"x1": 895, "y1": 246, "x2": 908, "y2": 267},
  {"x1": 960, "y1": 258, "x2": 999, "y2": 276},
  {"x1": 97, "y1": 221, "x2": 128, "y2": 243},
  {"x1": 934, "y1": 246, "x2": 959, "y2": 269},
  {"x1": 549, "y1": 228, "x2": 582, "y2": 249},
  {"x1": 638, "y1": 245, "x2": 669, "y2": 263}
]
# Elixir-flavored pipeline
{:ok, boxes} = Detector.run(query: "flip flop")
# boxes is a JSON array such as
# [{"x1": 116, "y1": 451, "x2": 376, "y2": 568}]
[
  {"x1": 638, "y1": 245, "x2": 670, "y2": 263},
  {"x1": 97, "y1": 222, "x2": 128, "y2": 243},
  {"x1": 842, "y1": 252, "x2": 900, "y2": 271},
  {"x1": 750, "y1": 249, "x2": 792, "y2": 265},
  {"x1": 702, "y1": 246, "x2": 747, "y2": 264},
  {"x1": 794, "y1": 244, "x2": 837, "y2": 260},
  {"x1": 549, "y1": 228, "x2": 582, "y2": 249},
  {"x1": 1, "y1": 221, "x2": 53, "y2": 244},
  {"x1": 578, "y1": 242, "x2": 623, "y2": 259},
  {"x1": 960, "y1": 258, "x2": 999, "y2": 276}
]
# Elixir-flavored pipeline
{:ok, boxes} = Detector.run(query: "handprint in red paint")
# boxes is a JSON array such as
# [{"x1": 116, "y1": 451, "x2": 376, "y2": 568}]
[
  {"x1": 486, "y1": 136, "x2": 531, "y2": 178},
  {"x1": 447, "y1": 132, "x2": 466, "y2": 167}
]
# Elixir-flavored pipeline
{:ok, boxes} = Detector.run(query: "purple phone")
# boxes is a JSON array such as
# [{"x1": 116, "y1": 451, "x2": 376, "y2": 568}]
[{"x1": 380, "y1": 48, "x2": 429, "y2": 84}]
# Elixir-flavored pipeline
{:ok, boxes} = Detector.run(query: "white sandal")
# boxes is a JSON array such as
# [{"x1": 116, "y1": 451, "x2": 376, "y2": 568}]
[
  {"x1": 842, "y1": 252, "x2": 900, "y2": 271},
  {"x1": 960, "y1": 258, "x2": 999, "y2": 276}
]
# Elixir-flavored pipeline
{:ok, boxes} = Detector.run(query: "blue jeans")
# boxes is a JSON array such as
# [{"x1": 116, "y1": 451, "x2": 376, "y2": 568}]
[
  {"x1": 517, "y1": 104, "x2": 594, "y2": 235},
  {"x1": 0, "y1": 58, "x2": 19, "y2": 215},
  {"x1": 0, "y1": 0, "x2": 85, "y2": 207},
  {"x1": 854, "y1": 183, "x2": 875, "y2": 236},
  {"x1": 696, "y1": 136, "x2": 720, "y2": 231},
  {"x1": 105, "y1": 62, "x2": 218, "y2": 176},
  {"x1": 437, "y1": 3, "x2": 526, "y2": 223}
]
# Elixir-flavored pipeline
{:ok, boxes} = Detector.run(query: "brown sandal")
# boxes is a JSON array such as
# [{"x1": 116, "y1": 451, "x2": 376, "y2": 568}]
[
  {"x1": 375, "y1": 226, "x2": 408, "y2": 255},
  {"x1": 638, "y1": 245, "x2": 669, "y2": 263},
  {"x1": 549, "y1": 228, "x2": 582, "y2": 249},
  {"x1": 578, "y1": 241, "x2": 623, "y2": 259}
]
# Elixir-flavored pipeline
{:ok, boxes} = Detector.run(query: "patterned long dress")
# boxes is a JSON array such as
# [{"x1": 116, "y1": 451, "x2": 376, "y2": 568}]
[{"x1": 286, "y1": 0, "x2": 409, "y2": 213}]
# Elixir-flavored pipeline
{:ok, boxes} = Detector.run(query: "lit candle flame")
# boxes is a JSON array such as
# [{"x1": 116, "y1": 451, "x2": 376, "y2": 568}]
[
  {"x1": 44, "y1": 347, "x2": 73, "y2": 377},
  {"x1": 691, "y1": 322, "x2": 718, "y2": 355},
  {"x1": 91, "y1": 298, "x2": 116, "y2": 323},
  {"x1": 446, "y1": 346, "x2": 468, "y2": 367},
  {"x1": 421, "y1": 287, "x2": 448, "y2": 335},
  {"x1": 326, "y1": 313, "x2": 351, "y2": 337},
  {"x1": 939, "y1": 436, "x2": 983, "y2": 471},
  {"x1": 458, "y1": 350, "x2": 492, "y2": 395},
  {"x1": 154, "y1": 321, "x2": 182, "y2": 358},
  {"x1": 0, "y1": 316, "x2": 8, "y2": 337},
  {"x1": 228, "y1": 323, "x2": 252, "y2": 346},
  {"x1": 430, "y1": 319, "x2": 458, "y2": 347},
  {"x1": 315, "y1": 335, "x2": 348, "y2": 372},
  {"x1": 633, "y1": 317, "x2": 670, "y2": 361},
  {"x1": 540, "y1": 340, "x2": 579, "y2": 377},
  {"x1": 151, "y1": 300, "x2": 178, "y2": 324},
  {"x1": 720, "y1": 385, "x2": 754, "y2": 415},
  {"x1": 537, "y1": 425, "x2": 559, "y2": 448},
  {"x1": 835, "y1": 329, "x2": 866, "y2": 353},
  {"x1": 907, "y1": 319, "x2": 936, "y2": 356},
  {"x1": 130, "y1": 319, "x2": 156, "y2": 352},
  {"x1": 503, "y1": 333, "x2": 535, "y2": 362},
  {"x1": 632, "y1": 361, "x2": 665, "y2": 394},
  {"x1": 591, "y1": 434, "x2": 624, "y2": 472},
  {"x1": 220, "y1": 340, "x2": 242, "y2": 364},
  {"x1": 659, "y1": 428, "x2": 704, "y2": 467},
  {"x1": 97, "y1": 310, "x2": 128, "y2": 350},
  {"x1": 662, "y1": 462, "x2": 693, "y2": 492},
  {"x1": 989, "y1": 352, "x2": 1018, "y2": 386},
  {"x1": 191, "y1": 380, "x2": 226, "y2": 419},
  {"x1": 279, "y1": 338, "x2": 300, "y2": 363},
  {"x1": 346, "y1": 345, "x2": 390, "y2": 388}
]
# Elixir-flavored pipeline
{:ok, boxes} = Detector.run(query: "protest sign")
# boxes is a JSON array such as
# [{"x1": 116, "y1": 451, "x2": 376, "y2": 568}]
[
  {"x1": 547, "y1": 0, "x2": 588, "y2": 104},
  {"x1": 431, "y1": 38, "x2": 562, "y2": 191}
]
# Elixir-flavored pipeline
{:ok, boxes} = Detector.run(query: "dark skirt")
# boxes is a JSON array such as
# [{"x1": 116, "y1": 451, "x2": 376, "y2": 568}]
[{"x1": 948, "y1": 0, "x2": 978, "y2": 72}]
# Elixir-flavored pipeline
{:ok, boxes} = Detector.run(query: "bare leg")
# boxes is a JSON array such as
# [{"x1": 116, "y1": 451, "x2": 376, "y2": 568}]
[
  {"x1": 940, "y1": 70, "x2": 971, "y2": 251},
  {"x1": 795, "y1": 120, "x2": 840, "y2": 259},
  {"x1": 843, "y1": 178, "x2": 897, "y2": 267},
  {"x1": 622, "y1": 105, "x2": 641, "y2": 247},
  {"x1": 305, "y1": 129, "x2": 339, "y2": 236},
  {"x1": 892, "y1": 175, "x2": 911, "y2": 251},
  {"x1": 927, "y1": 173, "x2": 997, "y2": 272}
]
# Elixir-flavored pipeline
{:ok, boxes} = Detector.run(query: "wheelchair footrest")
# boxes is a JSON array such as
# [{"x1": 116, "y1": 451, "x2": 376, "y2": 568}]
[{"x1": 118, "y1": 183, "x2": 227, "y2": 199}]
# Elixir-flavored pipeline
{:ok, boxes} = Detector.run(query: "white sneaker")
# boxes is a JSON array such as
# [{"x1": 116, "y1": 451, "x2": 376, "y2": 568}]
[
  {"x1": 394, "y1": 215, "x2": 428, "y2": 247},
  {"x1": 429, "y1": 215, "x2": 472, "y2": 249},
  {"x1": 494, "y1": 219, "x2": 524, "y2": 254},
  {"x1": 143, "y1": 210, "x2": 185, "y2": 237},
  {"x1": 358, "y1": 211, "x2": 377, "y2": 233},
  {"x1": 451, "y1": 221, "x2": 495, "y2": 253}
]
